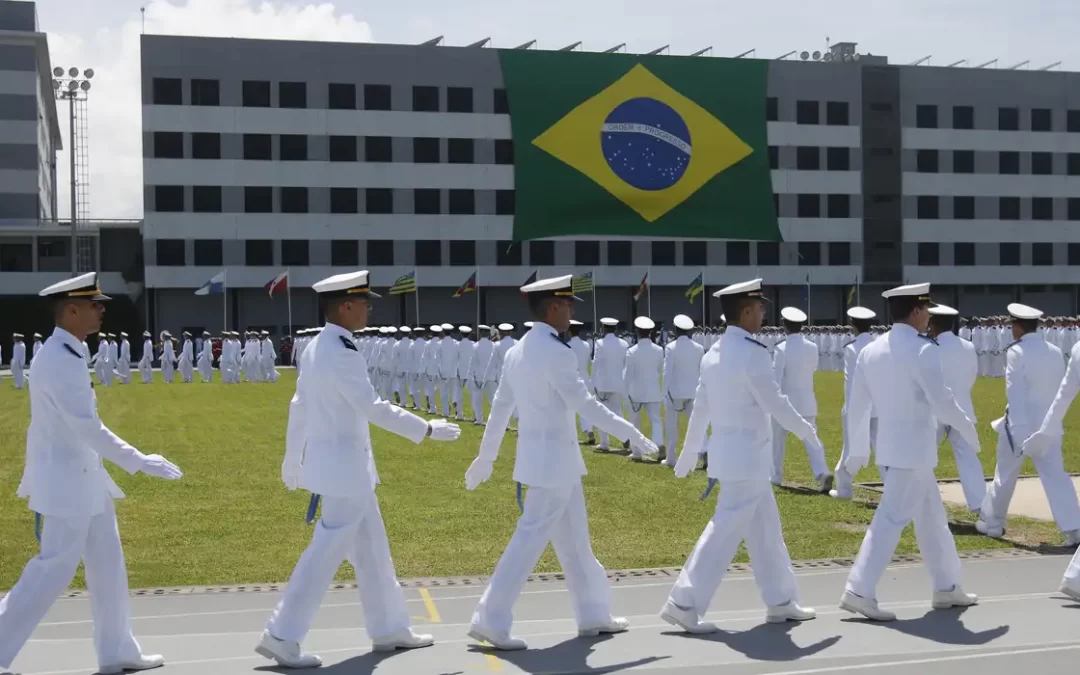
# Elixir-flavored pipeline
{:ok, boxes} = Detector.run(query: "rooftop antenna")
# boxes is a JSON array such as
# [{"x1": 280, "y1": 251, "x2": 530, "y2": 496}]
[
  {"x1": 466, "y1": 38, "x2": 490, "y2": 48},
  {"x1": 1007, "y1": 60, "x2": 1030, "y2": 69},
  {"x1": 420, "y1": 36, "x2": 443, "y2": 46},
  {"x1": 1038, "y1": 61, "x2": 1062, "y2": 70},
  {"x1": 558, "y1": 41, "x2": 581, "y2": 51},
  {"x1": 645, "y1": 45, "x2": 669, "y2": 55},
  {"x1": 603, "y1": 43, "x2": 626, "y2": 53},
  {"x1": 909, "y1": 55, "x2": 932, "y2": 66},
  {"x1": 689, "y1": 46, "x2": 712, "y2": 57},
  {"x1": 946, "y1": 59, "x2": 967, "y2": 67},
  {"x1": 776, "y1": 50, "x2": 796, "y2": 60},
  {"x1": 974, "y1": 58, "x2": 997, "y2": 68},
  {"x1": 514, "y1": 39, "x2": 536, "y2": 50},
  {"x1": 734, "y1": 48, "x2": 755, "y2": 58}
]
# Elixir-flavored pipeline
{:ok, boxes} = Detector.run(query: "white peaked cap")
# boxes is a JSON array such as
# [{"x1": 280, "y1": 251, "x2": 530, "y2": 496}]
[
  {"x1": 713, "y1": 278, "x2": 764, "y2": 299},
  {"x1": 386, "y1": 327, "x2": 397, "y2": 334},
  {"x1": 569, "y1": 319, "x2": 584, "y2": 326},
  {"x1": 399, "y1": 326, "x2": 412, "y2": 333},
  {"x1": 311, "y1": 270, "x2": 380, "y2": 297},
  {"x1": 634, "y1": 316, "x2": 655, "y2": 330},
  {"x1": 847, "y1": 306, "x2": 876, "y2": 320},
  {"x1": 430, "y1": 325, "x2": 443, "y2": 332},
  {"x1": 600, "y1": 317, "x2": 619, "y2": 326},
  {"x1": 441, "y1": 323, "x2": 454, "y2": 330},
  {"x1": 524, "y1": 321, "x2": 534, "y2": 327},
  {"x1": 673, "y1": 314, "x2": 694, "y2": 330},
  {"x1": 720, "y1": 314, "x2": 726, "y2": 322},
  {"x1": 519, "y1": 273, "x2": 581, "y2": 299},
  {"x1": 928, "y1": 304, "x2": 959, "y2": 316},
  {"x1": 881, "y1": 282, "x2": 930, "y2": 299},
  {"x1": 498, "y1": 323, "x2": 514, "y2": 331},
  {"x1": 1007, "y1": 303, "x2": 1042, "y2": 320},
  {"x1": 38, "y1": 271, "x2": 110, "y2": 301},
  {"x1": 378, "y1": 327, "x2": 388, "y2": 334},
  {"x1": 459, "y1": 326, "x2": 472, "y2": 333},
  {"x1": 780, "y1": 306, "x2": 808, "y2": 323},
  {"x1": 478, "y1": 324, "x2": 491, "y2": 331}
]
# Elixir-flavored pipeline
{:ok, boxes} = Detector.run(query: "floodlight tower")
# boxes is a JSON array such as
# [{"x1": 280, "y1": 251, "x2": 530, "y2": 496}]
[{"x1": 52, "y1": 66, "x2": 94, "y2": 275}]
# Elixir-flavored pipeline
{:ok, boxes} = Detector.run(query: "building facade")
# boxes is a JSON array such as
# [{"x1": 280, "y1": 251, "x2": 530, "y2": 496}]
[{"x1": 139, "y1": 34, "x2": 1080, "y2": 335}]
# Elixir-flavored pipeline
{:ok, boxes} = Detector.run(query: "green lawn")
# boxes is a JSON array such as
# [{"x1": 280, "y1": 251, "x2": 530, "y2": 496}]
[{"x1": 0, "y1": 370, "x2": 1074, "y2": 590}]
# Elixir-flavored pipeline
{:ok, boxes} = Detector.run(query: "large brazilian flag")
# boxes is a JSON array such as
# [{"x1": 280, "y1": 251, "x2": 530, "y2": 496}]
[{"x1": 499, "y1": 50, "x2": 780, "y2": 242}]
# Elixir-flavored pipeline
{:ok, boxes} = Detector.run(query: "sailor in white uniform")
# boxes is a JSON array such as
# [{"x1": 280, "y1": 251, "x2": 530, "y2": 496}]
[
  {"x1": 138, "y1": 331, "x2": 153, "y2": 383},
  {"x1": 568, "y1": 320, "x2": 596, "y2": 444},
  {"x1": 831, "y1": 307, "x2": 878, "y2": 500},
  {"x1": 662, "y1": 314, "x2": 705, "y2": 468},
  {"x1": 623, "y1": 316, "x2": 665, "y2": 460},
  {"x1": 591, "y1": 318, "x2": 630, "y2": 452}
]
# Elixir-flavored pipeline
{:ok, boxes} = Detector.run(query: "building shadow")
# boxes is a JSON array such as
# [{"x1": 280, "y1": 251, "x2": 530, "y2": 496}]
[
  {"x1": 840, "y1": 606, "x2": 1009, "y2": 645},
  {"x1": 467, "y1": 633, "x2": 669, "y2": 674}
]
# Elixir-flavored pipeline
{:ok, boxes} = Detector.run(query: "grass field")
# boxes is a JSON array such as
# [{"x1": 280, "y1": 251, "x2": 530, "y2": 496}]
[{"x1": 0, "y1": 369, "x2": 1076, "y2": 590}]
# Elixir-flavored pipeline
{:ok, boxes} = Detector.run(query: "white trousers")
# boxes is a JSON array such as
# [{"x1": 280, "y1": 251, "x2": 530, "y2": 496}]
[
  {"x1": 834, "y1": 417, "x2": 878, "y2": 496},
  {"x1": 0, "y1": 499, "x2": 142, "y2": 670},
  {"x1": 394, "y1": 373, "x2": 408, "y2": 405},
  {"x1": 980, "y1": 433, "x2": 1080, "y2": 533},
  {"x1": 595, "y1": 393, "x2": 624, "y2": 449},
  {"x1": 266, "y1": 490, "x2": 410, "y2": 643},
  {"x1": 846, "y1": 467, "x2": 963, "y2": 599},
  {"x1": 473, "y1": 482, "x2": 610, "y2": 633},
  {"x1": 669, "y1": 480, "x2": 798, "y2": 616},
  {"x1": 771, "y1": 416, "x2": 827, "y2": 482},
  {"x1": 12, "y1": 366, "x2": 25, "y2": 388},
  {"x1": 937, "y1": 424, "x2": 986, "y2": 511},
  {"x1": 138, "y1": 360, "x2": 152, "y2": 383},
  {"x1": 162, "y1": 360, "x2": 175, "y2": 383},
  {"x1": 438, "y1": 376, "x2": 459, "y2": 416},
  {"x1": 197, "y1": 359, "x2": 213, "y2": 382},
  {"x1": 262, "y1": 360, "x2": 279, "y2": 383},
  {"x1": 664, "y1": 398, "x2": 694, "y2": 465},
  {"x1": 423, "y1": 375, "x2": 437, "y2": 411},
  {"x1": 117, "y1": 359, "x2": 131, "y2": 383},
  {"x1": 178, "y1": 358, "x2": 194, "y2": 383},
  {"x1": 96, "y1": 362, "x2": 113, "y2": 386},
  {"x1": 629, "y1": 401, "x2": 663, "y2": 454}
]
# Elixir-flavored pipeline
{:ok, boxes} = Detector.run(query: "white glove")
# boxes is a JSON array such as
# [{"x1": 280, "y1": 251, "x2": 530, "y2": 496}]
[
  {"x1": 630, "y1": 433, "x2": 659, "y2": 457},
  {"x1": 465, "y1": 458, "x2": 493, "y2": 490},
  {"x1": 427, "y1": 419, "x2": 461, "y2": 441},
  {"x1": 281, "y1": 460, "x2": 301, "y2": 490},
  {"x1": 673, "y1": 449, "x2": 697, "y2": 478},
  {"x1": 844, "y1": 455, "x2": 868, "y2": 476},
  {"x1": 1022, "y1": 431, "x2": 1052, "y2": 458},
  {"x1": 141, "y1": 454, "x2": 182, "y2": 480}
]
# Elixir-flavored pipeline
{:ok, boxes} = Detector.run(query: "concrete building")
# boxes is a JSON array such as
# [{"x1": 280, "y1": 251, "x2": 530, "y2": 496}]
[{"x1": 138, "y1": 34, "x2": 1080, "y2": 335}]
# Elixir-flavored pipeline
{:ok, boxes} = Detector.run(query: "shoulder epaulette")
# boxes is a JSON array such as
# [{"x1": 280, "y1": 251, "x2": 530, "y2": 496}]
[
  {"x1": 551, "y1": 333, "x2": 570, "y2": 348},
  {"x1": 844, "y1": 340, "x2": 855, "y2": 348},
  {"x1": 918, "y1": 334, "x2": 939, "y2": 346},
  {"x1": 774, "y1": 338, "x2": 786, "y2": 345},
  {"x1": 62, "y1": 343, "x2": 81, "y2": 358},
  {"x1": 1006, "y1": 339, "x2": 1021, "y2": 350},
  {"x1": 340, "y1": 336, "x2": 358, "y2": 351},
  {"x1": 744, "y1": 336, "x2": 768, "y2": 349}
]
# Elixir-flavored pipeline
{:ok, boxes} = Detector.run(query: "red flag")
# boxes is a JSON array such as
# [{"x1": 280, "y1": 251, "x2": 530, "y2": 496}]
[
  {"x1": 265, "y1": 270, "x2": 289, "y2": 297},
  {"x1": 633, "y1": 272, "x2": 648, "y2": 301},
  {"x1": 453, "y1": 272, "x2": 477, "y2": 298}
]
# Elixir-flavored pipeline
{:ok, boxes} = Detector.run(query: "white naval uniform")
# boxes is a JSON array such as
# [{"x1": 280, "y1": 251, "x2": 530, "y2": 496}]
[
  {"x1": 0, "y1": 328, "x2": 153, "y2": 671},
  {"x1": 833, "y1": 332, "x2": 877, "y2": 497},
  {"x1": 591, "y1": 332, "x2": 629, "y2": 450},
  {"x1": 11, "y1": 340, "x2": 26, "y2": 388},
  {"x1": 456, "y1": 338, "x2": 475, "y2": 420},
  {"x1": 197, "y1": 339, "x2": 213, "y2": 382},
  {"x1": 470, "y1": 323, "x2": 642, "y2": 635},
  {"x1": 667, "y1": 327, "x2": 818, "y2": 617},
  {"x1": 663, "y1": 335, "x2": 705, "y2": 467},
  {"x1": 93, "y1": 339, "x2": 112, "y2": 386},
  {"x1": 422, "y1": 338, "x2": 440, "y2": 413},
  {"x1": 438, "y1": 335, "x2": 460, "y2": 417},
  {"x1": 262, "y1": 338, "x2": 279, "y2": 383},
  {"x1": 933, "y1": 331, "x2": 985, "y2": 512},
  {"x1": 844, "y1": 324, "x2": 978, "y2": 600},
  {"x1": 569, "y1": 336, "x2": 594, "y2": 437},
  {"x1": 268, "y1": 323, "x2": 431, "y2": 644},
  {"x1": 116, "y1": 340, "x2": 131, "y2": 383},
  {"x1": 393, "y1": 338, "x2": 410, "y2": 405},
  {"x1": 161, "y1": 341, "x2": 176, "y2": 383},
  {"x1": 770, "y1": 333, "x2": 827, "y2": 482},
  {"x1": 980, "y1": 333, "x2": 1080, "y2": 535},
  {"x1": 407, "y1": 337, "x2": 426, "y2": 410},
  {"x1": 623, "y1": 336, "x2": 665, "y2": 456},
  {"x1": 471, "y1": 336, "x2": 496, "y2": 423},
  {"x1": 138, "y1": 339, "x2": 153, "y2": 383},
  {"x1": 178, "y1": 339, "x2": 194, "y2": 383}
]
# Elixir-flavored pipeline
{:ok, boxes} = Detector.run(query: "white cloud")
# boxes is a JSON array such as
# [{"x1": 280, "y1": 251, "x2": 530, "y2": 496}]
[{"x1": 47, "y1": 0, "x2": 374, "y2": 220}]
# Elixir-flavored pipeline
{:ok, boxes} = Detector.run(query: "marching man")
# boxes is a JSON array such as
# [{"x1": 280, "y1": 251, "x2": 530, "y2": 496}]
[
  {"x1": 197, "y1": 331, "x2": 214, "y2": 382},
  {"x1": 591, "y1": 318, "x2": 629, "y2": 452},
  {"x1": 138, "y1": 331, "x2": 153, "y2": 383},
  {"x1": 831, "y1": 307, "x2": 878, "y2": 500},
  {"x1": 662, "y1": 314, "x2": 705, "y2": 468},
  {"x1": 623, "y1": 316, "x2": 665, "y2": 461}
]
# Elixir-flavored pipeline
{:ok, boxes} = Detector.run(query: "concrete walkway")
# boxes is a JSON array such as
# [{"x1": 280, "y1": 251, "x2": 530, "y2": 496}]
[{"x1": 939, "y1": 476, "x2": 1080, "y2": 521}]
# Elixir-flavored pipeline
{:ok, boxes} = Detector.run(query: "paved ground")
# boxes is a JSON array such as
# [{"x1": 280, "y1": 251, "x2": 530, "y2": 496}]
[
  {"x1": 7, "y1": 552, "x2": 1080, "y2": 675},
  {"x1": 938, "y1": 476, "x2": 1080, "y2": 520}
]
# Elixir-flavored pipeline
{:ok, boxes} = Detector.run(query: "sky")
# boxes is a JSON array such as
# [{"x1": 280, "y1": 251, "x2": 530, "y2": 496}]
[{"x1": 32, "y1": 0, "x2": 1080, "y2": 221}]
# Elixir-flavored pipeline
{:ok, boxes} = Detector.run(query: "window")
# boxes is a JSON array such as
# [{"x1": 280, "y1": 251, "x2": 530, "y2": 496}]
[
  {"x1": 1033, "y1": 242, "x2": 1054, "y2": 266},
  {"x1": 245, "y1": 239, "x2": 273, "y2": 266},
  {"x1": 191, "y1": 132, "x2": 220, "y2": 160},
  {"x1": 999, "y1": 151, "x2": 1020, "y2": 175},
  {"x1": 765, "y1": 97, "x2": 778, "y2": 121},
  {"x1": 414, "y1": 189, "x2": 441, "y2": 214},
  {"x1": 915, "y1": 104, "x2": 938, "y2": 129},
  {"x1": 242, "y1": 80, "x2": 271, "y2": 107},
  {"x1": 796, "y1": 100, "x2": 819, "y2": 124},
  {"x1": 449, "y1": 240, "x2": 475, "y2": 266},
  {"x1": 953, "y1": 196, "x2": 975, "y2": 220},
  {"x1": 1069, "y1": 110, "x2": 1080, "y2": 133},
  {"x1": 154, "y1": 185, "x2": 184, "y2": 212},
  {"x1": 366, "y1": 188, "x2": 393, "y2": 214},
  {"x1": 280, "y1": 240, "x2": 308, "y2": 266},
  {"x1": 917, "y1": 196, "x2": 939, "y2": 219},
  {"x1": 153, "y1": 131, "x2": 183, "y2": 158},
  {"x1": 916, "y1": 149, "x2": 939, "y2": 173},
  {"x1": 244, "y1": 186, "x2": 273, "y2": 213},
  {"x1": 412, "y1": 86, "x2": 439, "y2": 112},
  {"x1": 683, "y1": 241, "x2": 706, "y2": 266},
  {"x1": 190, "y1": 79, "x2": 219, "y2": 106},
  {"x1": 365, "y1": 136, "x2": 392, "y2": 162},
  {"x1": 415, "y1": 240, "x2": 442, "y2": 265},
  {"x1": 576, "y1": 241, "x2": 600, "y2": 266},
  {"x1": 826, "y1": 101, "x2": 849, "y2": 125},
  {"x1": 1032, "y1": 197, "x2": 1054, "y2": 220},
  {"x1": 727, "y1": 241, "x2": 750, "y2": 265},
  {"x1": 827, "y1": 194, "x2": 851, "y2": 218},
  {"x1": 493, "y1": 88, "x2": 510, "y2": 114},
  {"x1": 0, "y1": 243, "x2": 31, "y2": 271},
  {"x1": 280, "y1": 187, "x2": 309, "y2": 214},
  {"x1": 1071, "y1": 244, "x2": 1080, "y2": 265},
  {"x1": 952, "y1": 105, "x2": 974, "y2": 130},
  {"x1": 192, "y1": 186, "x2": 221, "y2": 213},
  {"x1": 607, "y1": 240, "x2": 632, "y2": 266},
  {"x1": 330, "y1": 188, "x2": 358, "y2": 214},
  {"x1": 828, "y1": 242, "x2": 851, "y2": 266},
  {"x1": 796, "y1": 146, "x2": 820, "y2": 170},
  {"x1": 155, "y1": 239, "x2": 185, "y2": 266},
  {"x1": 364, "y1": 84, "x2": 392, "y2": 111},
  {"x1": 328, "y1": 83, "x2": 356, "y2": 110},
  {"x1": 494, "y1": 139, "x2": 514, "y2": 165},
  {"x1": 447, "y1": 138, "x2": 474, "y2": 164},
  {"x1": 331, "y1": 239, "x2": 359, "y2": 266},
  {"x1": 367, "y1": 240, "x2": 394, "y2": 264},
  {"x1": 448, "y1": 189, "x2": 475, "y2": 215},
  {"x1": 1032, "y1": 152, "x2": 1053, "y2": 175},
  {"x1": 998, "y1": 107, "x2": 1019, "y2": 131},
  {"x1": 953, "y1": 150, "x2": 974, "y2": 174},
  {"x1": 797, "y1": 242, "x2": 820, "y2": 266},
  {"x1": 193, "y1": 239, "x2": 222, "y2": 266},
  {"x1": 757, "y1": 241, "x2": 780, "y2": 266},
  {"x1": 954, "y1": 242, "x2": 975, "y2": 266},
  {"x1": 243, "y1": 134, "x2": 272, "y2": 160},
  {"x1": 1068, "y1": 153, "x2": 1080, "y2": 176},
  {"x1": 497, "y1": 240, "x2": 522, "y2": 265},
  {"x1": 152, "y1": 78, "x2": 182, "y2": 105},
  {"x1": 413, "y1": 137, "x2": 440, "y2": 163},
  {"x1": 530, "y1": 241, "x2": 555, "y2": 266},
  {"x1": 1032, "y1": 108, "x2": 1052, "y2": 132},
  {"x1": 1000, "y1": 242, "x2": 1020, "y2": 266},
  {"x1": 796, "y1": 194, "x2": 820, "y2": 218},
  {"x1": 447, "y1": 87, "x2": 473, "y2": 113},
  {"x1": 999, "y1": 196, "x2": 1021, "y2": 220},
  {"x1": 767, "y1": 146, "x2": 778, "y2": 169},
  {"x1": 651, "y1": 241, "x2": 676, "y2": 266},
  {"x1": 495, "y1": 190, "x2": 515, "y2": 215},
  {"x1": 329, "y1": 135, "x2": 357, "y2": 162},
  {"x1": 280, "y1": 135, "x2": 308, "y2": 161},
  {"x1": 278, "y1": 82, "x2": 306, "y2": 108},
  {"x1": 826, "y1": 147, "x2": 850, "y2": 171},
  {"x1": 1070, "y1": 198, "x2": 1080, "y2": 221}
]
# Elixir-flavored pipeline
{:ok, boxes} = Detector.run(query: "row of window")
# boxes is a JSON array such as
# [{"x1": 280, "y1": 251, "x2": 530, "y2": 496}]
[
  {"x1": 915, "y1": 149, "x2": 1080, "y2": 175},
  {"x1": 919, "y1": 242, "x2": 1080, "y2": 267},
  {"x1": 914, "y1": 104, "x2": 1080, "y2": 133},
  {"x1": 915, "y1": 196, "x2": 1080, "y2": 221}
]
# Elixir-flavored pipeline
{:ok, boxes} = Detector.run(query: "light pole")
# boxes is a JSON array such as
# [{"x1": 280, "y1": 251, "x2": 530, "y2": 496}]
[{"x1": 51, "y1": 66, "x2": 93, "y2": 275}]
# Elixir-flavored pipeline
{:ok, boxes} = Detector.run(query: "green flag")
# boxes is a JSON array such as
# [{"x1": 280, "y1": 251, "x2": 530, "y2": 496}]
[{"x1": 499, "y1": 50, "x2": 780, "y2": 242}]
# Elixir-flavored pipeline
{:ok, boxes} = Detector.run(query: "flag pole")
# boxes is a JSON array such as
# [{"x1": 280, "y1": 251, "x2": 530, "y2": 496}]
[
  {"x1": 475, "y1": 266, "x2": 480, "y2": 327},
  {"x1": 592, "y1": 266, "x2": 598, "y2": 334},
  {"x1": 286, "y1": 268, "x2": 292, "y2": 337},
  {"x1": 856, "y1": 273, "x2": 861, "y2": 306},
  {"x1": 222, "y1": 268, "x2": 228, "y2": 333},
  {"x1": 414, "y1": 269, "x2": 420, "y2": 326},
  {"x1": 647, "y1": 266, "x2": 652, "y2": 317},
  {"x1": 701, "y1": 266, "x2": 706, "y2": 324}
]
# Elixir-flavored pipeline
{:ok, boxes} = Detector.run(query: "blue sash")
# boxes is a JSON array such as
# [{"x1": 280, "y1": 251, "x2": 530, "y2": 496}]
[
  {"x1": 700, "y1": 478, "x2": 717, "y2": 501},
  {"x1": 306, "y1": 494, "x2": 321, "y2": 524}
]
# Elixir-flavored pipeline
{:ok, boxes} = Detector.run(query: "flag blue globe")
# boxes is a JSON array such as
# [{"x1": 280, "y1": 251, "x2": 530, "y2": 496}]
[{"x1": 601, "y1": 97, "x2": 692, "y2": 191}]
